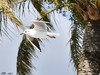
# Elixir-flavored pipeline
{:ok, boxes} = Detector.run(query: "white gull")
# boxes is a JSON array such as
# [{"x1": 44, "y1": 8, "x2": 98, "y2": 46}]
[
  {"x1": 21, "y1": 20, "x2": 60, "y2": 38},
  {"x1": 20, "y1": 20, "x2": 60, "y2": 52}
]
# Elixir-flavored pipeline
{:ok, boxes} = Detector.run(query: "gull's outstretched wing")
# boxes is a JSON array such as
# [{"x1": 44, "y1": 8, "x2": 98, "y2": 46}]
[{"x1": 32, "y1": 21, "x2": 49, "y2": 31}]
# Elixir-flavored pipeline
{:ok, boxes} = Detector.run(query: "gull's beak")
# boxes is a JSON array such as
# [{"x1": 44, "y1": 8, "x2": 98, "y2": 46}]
[{"x1": 20, "y1": 33, "x2": 24, "y2": 35}]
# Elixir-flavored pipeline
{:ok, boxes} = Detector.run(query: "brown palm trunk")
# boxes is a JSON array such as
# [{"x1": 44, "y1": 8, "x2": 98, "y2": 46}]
[{"x1": 78, "y1": 20, "x2": 100, "y2": 75}]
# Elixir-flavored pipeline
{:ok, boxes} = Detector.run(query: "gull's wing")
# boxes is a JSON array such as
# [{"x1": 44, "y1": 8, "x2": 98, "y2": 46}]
[{"x1": 32, "y1": 21, "x2": 49, "y2": 31}]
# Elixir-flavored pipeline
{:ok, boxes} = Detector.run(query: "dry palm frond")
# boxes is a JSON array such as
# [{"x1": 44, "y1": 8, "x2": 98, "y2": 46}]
[{"x1": 2, "y1": 0, "x2": 24, "y2": 30}]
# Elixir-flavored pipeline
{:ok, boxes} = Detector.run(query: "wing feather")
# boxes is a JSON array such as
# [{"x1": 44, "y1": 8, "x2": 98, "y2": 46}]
[{"x1": 32, "y1": 21, "x2": 49, "y2": 31}]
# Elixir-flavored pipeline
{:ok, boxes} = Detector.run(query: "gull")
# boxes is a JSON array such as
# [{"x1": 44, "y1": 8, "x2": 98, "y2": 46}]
[
  {"x1": 20, "y1": 20, "x2": 60, "y2": 52},
  {"x1": 21, "y1": 20, "x2": 60, "y2": 38}
]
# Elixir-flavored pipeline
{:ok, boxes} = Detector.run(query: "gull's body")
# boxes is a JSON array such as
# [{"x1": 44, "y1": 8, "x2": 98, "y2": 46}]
[
  {"x1": 26, "y1": 29, "x2": 48, "y2": 38},
  {"x1": 23, "y1": 20, "x2": 60, "y2": 38}
]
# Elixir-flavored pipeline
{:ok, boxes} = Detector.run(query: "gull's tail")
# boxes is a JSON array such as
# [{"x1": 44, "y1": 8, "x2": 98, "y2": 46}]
[{"x1": 47, "y1": 32, "x2": 60, "y2": 38}]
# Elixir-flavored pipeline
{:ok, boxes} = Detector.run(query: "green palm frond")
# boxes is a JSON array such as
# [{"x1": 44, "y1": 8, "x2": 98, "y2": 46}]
[
  {"x1": 31, "y1": 0, "x2": 73, "y2": 29},
  {"x1": 69, "y1": 2, "x2": 86, "y2": 69},
  {"x1": 70, "y1": 23, "x2": 84, "y2": 69},
  {"x1": 17, "y1": 35, "x2": 39, "y2": 75},
  {"x1": 31, "y1": 0, "x2": 54, "y2": 29},
  {"x1": 31, "y1": 0, "x2": 69, "y2": 29}
]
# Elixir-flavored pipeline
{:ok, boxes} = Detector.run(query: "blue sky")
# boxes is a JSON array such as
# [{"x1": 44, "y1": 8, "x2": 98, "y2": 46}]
[{"x1": 0, "y1": 3, "x2": 76, "y2": 75}]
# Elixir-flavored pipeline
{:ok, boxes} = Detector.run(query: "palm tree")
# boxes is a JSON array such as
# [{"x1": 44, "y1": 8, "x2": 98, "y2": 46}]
[
  {"x1": 1, "y1": 0, "x2": 100, "y2": 75},
  {"x1": 73, "y1": 0, "x2": 100, "y2": 75},
  {"x1": 69, "y1": 0, "x2": 100, "y2": 75}
]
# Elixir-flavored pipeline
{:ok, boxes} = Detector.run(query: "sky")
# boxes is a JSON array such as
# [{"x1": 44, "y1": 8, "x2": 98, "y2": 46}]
[{"x1": 0, "y1": 2, "x2": 76, "y2": 75}]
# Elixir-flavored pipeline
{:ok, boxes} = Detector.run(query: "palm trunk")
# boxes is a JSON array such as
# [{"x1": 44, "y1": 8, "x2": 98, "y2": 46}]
[{"x1": 78, "y1": 20, "x2": 100, "y2": 75}]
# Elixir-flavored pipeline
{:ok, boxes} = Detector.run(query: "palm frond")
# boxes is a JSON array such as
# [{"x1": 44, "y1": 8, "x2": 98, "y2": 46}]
[
  {"x1": 31, "y1": 0, "x2": 55, "y2": 30},
  {"x1": 69, "y1": 3, "x2": 86, "y2": 69},
  {"x1": 17, "y1": 35, "x2": 39, "y2": 75},
  {"x1": 7, "y1": 0, "x2": 26, "y2": 8},
  {"x1": 70, "y1": 23, "x2": 84, "y2": 69},
  {"x1": 2, "y1": 0, "x2": 25, "y2": 30}
]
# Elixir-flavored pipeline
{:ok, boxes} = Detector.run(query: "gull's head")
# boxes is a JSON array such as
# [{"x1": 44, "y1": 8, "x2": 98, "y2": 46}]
[
  {"x1": 20, "y1": 29, "x2": 30, "y2": 35},
  {"x1": 24, "y1": 29, "x2": 30, "y2": 34}
]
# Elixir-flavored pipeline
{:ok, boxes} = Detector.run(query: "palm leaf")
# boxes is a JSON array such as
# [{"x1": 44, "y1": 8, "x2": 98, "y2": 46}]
[
  {"x1": 1, "y1": 0, "x2": 25, "y2": 30},
  {"x1": 70, "y1": 23, "x2": 84, "y2": 69},
  {"x1": 69, "y1": 1, "x2": 86, "y2": 70},
  {"x1": 17, "y1": 35, "x2": 39, "y2": 75}
]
